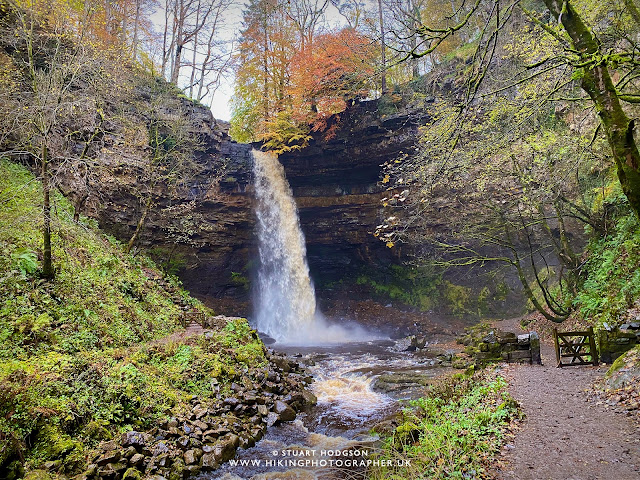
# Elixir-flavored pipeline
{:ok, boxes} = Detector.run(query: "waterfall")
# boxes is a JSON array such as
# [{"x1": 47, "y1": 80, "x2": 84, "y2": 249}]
[
  {"x1": 252, "y1": 149, "x2": 379, "y2": 345},
  {"x1": 252, "y1": 150, "x2": 317, "y2": 343}
]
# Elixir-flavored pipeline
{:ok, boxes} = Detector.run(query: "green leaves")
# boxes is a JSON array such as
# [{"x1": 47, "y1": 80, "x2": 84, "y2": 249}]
[{"x1": 11, "y1": 248, "x2": 38, "y2": 276}]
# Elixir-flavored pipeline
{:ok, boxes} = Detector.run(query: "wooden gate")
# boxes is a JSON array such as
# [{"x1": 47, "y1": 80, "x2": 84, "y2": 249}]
[{"x1": 553, "y1": 327, "x2": 598, "y2": 367}]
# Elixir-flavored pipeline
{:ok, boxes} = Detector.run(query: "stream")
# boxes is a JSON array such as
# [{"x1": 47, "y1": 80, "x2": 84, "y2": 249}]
[
  {"x1": 212, "y1": 150, "x2": 454, "y2": 479},
  {"x1": 202, "y1": 337, "x2": 453, "y2": 480}
]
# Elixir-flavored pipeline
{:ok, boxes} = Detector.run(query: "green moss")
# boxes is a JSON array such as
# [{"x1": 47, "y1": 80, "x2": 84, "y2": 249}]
[
  {"x1": 370, "y1": 371, "x2": 520, "y2": 480},
  {"x1": 0, "y1": 159, "x2": 267, "y2": 476},
  {"x1": 23, "y1": 470, "x2": 53, "y2": 480},
  {"x1": 576, "y1": 211, "x2": 640, "y2": 327},
  {"x1": 122, "y1": 467, "x2": 142, "y2": 480}
]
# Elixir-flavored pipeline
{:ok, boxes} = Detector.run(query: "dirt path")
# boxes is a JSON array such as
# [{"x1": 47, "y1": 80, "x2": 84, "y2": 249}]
[{"x1": 493, "y1": 320, "x2": 640, "y2": 480}]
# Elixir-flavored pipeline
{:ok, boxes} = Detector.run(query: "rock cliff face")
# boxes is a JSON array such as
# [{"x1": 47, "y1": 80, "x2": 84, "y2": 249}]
[
  {"x1": 278, "y1": 99, "x2": 430, "y2": 285},
  {"x1": 76, "y1": 96, "x2": 435, "y2": 314},
  {"x1": 62, "y1": 95, "x2": 256, "y2": 312}
]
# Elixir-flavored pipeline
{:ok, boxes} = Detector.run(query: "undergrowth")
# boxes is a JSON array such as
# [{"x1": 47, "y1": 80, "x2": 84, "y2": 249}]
[
  {"x1": 369, "y1": 370, "x2": 520, "y2": 480},
  {"x1": 576, "y1": 211, "x2": 640, "y2": 328},
  {"x1": 0, "y1": 159, "x2": 265, "y2": 475}
]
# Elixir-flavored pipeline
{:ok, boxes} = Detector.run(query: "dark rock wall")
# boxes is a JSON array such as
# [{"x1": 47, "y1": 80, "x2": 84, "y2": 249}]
[{"x1": 278, "y1": 99, "x2": 430, "y2": 285}]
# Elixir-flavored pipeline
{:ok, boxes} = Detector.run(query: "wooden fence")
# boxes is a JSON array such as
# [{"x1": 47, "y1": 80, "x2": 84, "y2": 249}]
[{"x1": 553, "y1": 327, "x2": 598, "y2": 367}]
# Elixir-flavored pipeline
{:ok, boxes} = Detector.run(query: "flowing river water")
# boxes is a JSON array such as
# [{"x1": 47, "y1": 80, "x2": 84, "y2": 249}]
[
  {"x1": 204, "y1": 339, "x2": 450, "y2": 480},
  {"x1": 200, "y1": 151, "x2": 454, "y2": 479}
]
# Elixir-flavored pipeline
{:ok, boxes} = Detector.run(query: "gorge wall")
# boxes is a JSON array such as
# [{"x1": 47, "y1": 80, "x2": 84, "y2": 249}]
[
  {"x1": 65, "y1": 86, "x2": 527, "y2": 318},
  {"x1": 277, "y1": 99, "x2": 430, "y2": 285}
]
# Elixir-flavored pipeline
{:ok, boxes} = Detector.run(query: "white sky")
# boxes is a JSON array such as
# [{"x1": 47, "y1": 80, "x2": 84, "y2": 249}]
[{"x1": 191, "y1": 1, "x2": 352, "y2": 121}]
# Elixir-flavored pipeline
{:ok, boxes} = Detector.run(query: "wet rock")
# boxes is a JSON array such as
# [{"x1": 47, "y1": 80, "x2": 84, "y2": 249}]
[
  {"x1": 193, "y1": 405, "x2": 207, "y2": 419},
  {"x1": 218, "y1": 474, "x2": 244, "y2": 480},
  {"x1": 223, "y1": 397, "x2": 240, "y2": 408},
  {"x1": 200, "y1": 453, "x2": 218, "y2": 471},
  {"x1": 122, "y1": 446, "x2": 137, "y2": 459},
  {"x1": 273, "y1": 400, "x2": 296, "y2": 422},
  {"x1": 129, "y1": 454, "x2": 145, "y2": 467},
  {"x1": 99, "y1": 441, "x2": 118, "y2": 452},
  {"x1": 167, "y1": 419, "x2": 179, "y2": 428},
  {"x1": 301, "y1": 389, "x2": 317, "y2": 407},
  {"x1": 183, "y1": 449, "x2": 202, "y2": 465},
  {"x1": 96, "y1": 451, "x2": 121, "y2": 466},
  {"x1": 97, "y1": 464, "x2": 117, "y2": 480},
  {"x1": 271, "y1": 356, "x2": 292, "y2": 373},
  {"x1": 373, "y1": 372, "x2": 432, "y2": 394},
  {"x1": 184, "y1": 465, "x2": 201, "y2": 476},
  {"x1": 193, "y1": 420, "x2": 208, "y2": 431},
  {"x1": 121, "y1": 431, "x2": 149, "y2": 448},
  {"x1": 153, "y1": 442, "x2": 170, "y2": 456}
]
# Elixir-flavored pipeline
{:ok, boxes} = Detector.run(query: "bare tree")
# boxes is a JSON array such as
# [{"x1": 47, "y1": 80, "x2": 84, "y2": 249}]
[
  {"x1": 284, "y1": 0, "x2": 329, "y2": 52},
  {"x1": 1, "y1": 2, "x2": 112, "y2": 278}
]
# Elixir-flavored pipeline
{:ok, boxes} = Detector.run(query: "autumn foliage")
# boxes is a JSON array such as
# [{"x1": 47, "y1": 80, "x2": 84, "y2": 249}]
[
  {"x1": 231, "y1": 0, "x2": 377, "y2": 150},
  {"x1": 290, "y1": 28, "x2": 375, "y2": 135}
]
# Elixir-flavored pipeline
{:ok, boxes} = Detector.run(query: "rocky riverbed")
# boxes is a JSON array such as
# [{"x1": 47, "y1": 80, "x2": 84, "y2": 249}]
[{"x1": 68, "y1": 352, "x2": 316, "y2": 480}]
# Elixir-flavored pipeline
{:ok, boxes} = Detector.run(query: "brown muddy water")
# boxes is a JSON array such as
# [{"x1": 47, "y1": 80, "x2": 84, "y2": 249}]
[{"x1": 200, "y1": 337, "x2": 455, "y2": 480}]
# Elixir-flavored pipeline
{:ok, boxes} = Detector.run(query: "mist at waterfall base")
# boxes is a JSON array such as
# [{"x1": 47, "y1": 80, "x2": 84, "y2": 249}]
[{"x1": 251, "y1": 150, "x2": 383, "y2": 345}]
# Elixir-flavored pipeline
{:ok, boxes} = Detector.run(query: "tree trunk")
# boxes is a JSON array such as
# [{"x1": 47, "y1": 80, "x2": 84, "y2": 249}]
[
  {"x1": 543, "y1": 0, "x2": 640, "y2": 216},
  {"x1": 132, "y1": 0, "x2": 141, "y2": 56},
  {"x1": 378, "y1": 0, "x2": 387, "y2": 94},
  {"x1": 126, "y1": 198, "x2": 152, "y2": 254},
  {"x1": 172, "y1": 43, "x2": 183, "y2": 83},
  {"x1": 41, "y1": 143, "x2": 54, "y2": 279}
]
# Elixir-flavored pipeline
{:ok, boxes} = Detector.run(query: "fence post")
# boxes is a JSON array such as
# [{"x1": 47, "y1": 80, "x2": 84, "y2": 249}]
[
  {"x1": 588, "y1": 326, "x2": 598, "y2": 366},
  {"x1": 553, "y1": 328, "x2": 561, "y2": 368}
]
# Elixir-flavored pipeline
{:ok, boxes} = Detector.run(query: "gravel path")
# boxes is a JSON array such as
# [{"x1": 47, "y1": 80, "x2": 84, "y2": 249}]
[{"x1": 493, "y1": 320, "x2": 640, "y2": 480}]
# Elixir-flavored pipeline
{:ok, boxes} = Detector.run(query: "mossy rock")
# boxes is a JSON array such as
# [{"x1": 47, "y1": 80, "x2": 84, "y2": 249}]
[
  {"x1": 392, "y1": 421, "x2": 421, "y2": 449},
  {"x1": 24, "y1": 470, "x2": 53, "y2": 480},
  {"x1": 452, "y1": 355, "x2": 473, "y2": 369},
  {"x1": 122, "y1": 467, "x2": 142, "y2": 480},
  {"x1": 82, "y1": 421, "x2": 112, "y2": 441},
  {"x1": 5, "y1": 460, "x2": 25, "y2": 480},
  {"x1": 30, "y1": 425, "x2": 86, "y2": 472}
]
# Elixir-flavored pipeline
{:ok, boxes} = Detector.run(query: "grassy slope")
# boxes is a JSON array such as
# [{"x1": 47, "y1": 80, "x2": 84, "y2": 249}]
[
  {"x1": 0, "y1": 159, "x2": 266, "y2": 476},
  {"x1": 369, "y1": 370, "x2": 520, "y2": 480}
]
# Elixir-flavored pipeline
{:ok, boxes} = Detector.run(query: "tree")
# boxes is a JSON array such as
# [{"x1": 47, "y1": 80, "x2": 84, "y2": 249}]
[
  {"x1": 284, "y1": 0, "x2": 329, "y2": 53},
  {"x1": 0, "y1": 0, "x2": 115, "y2": 278},
  {"x1": 230, "y1": 0, "x2": 299, "y2": 141},
  {"x1": 401, "y1": 0, "x2": 640, "y2": 216},
  {"x1": 159, "y1": 0, "x2": 232, "y2": 105},
  {"x1": 289, "y1": 27, "x2": 376, "y2": 129}
]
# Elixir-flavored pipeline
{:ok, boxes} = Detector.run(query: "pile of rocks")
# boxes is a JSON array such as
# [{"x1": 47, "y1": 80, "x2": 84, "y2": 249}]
[
  {"x1": 460, "y1": 328, "x2": 541, "y2": 365},
  {"x1": 83, "y1": 354, "x2": 316, "y2": 480},
  {"x1": 599, "y1": 322, "x2": 640, "y2": 363}
]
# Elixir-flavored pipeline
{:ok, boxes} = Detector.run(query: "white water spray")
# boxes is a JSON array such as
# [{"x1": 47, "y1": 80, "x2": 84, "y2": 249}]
[
  {"x1": 252, "y1": 150, "x2": 374, "y2": 344},
  {"x1": 253, "y1": 149, "x2": 317, "y2": 343}
]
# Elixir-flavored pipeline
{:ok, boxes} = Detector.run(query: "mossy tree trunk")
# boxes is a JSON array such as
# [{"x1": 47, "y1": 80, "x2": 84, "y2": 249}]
[
  {"x1": 542, "y1": 0, "x2": 640, "y2": 217},
  {"x1": 126, "y1": 197, "x2": 152, "y2": 254},
  {"x1": 41, "y1": 142, "x2": 53, "y2": 279}
]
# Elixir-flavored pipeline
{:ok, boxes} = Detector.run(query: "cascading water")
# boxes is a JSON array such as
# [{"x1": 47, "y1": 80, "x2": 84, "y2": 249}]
[
  {"x1": 252, "y1": 149, "x2": 376, "y2": 345},
  {"x1": 252, "y1": 149, "x2": 317, "y2": 343}
]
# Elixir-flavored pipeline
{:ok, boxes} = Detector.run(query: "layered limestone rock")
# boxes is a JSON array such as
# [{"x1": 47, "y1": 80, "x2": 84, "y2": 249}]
[{"x1": 277, "y1": 99, "x2": 430, "y2": 285}]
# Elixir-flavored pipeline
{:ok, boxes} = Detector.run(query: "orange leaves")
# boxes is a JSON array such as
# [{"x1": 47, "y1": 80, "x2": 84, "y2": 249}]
[
  {"x1": 232, "y1": 4, "x2": 376, "y2": 144},
  {"x1": 290, "y1": 27, "x2": 375, "y2": 123}
]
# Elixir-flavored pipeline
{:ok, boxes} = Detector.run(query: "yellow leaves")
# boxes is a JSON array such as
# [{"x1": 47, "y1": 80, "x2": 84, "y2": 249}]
[
  {"x1": 386, "y1": 241, "x2": 395, "y2": 248},
  {"x1": 382, "y1": 174, "x2": 390, "y2": 184}
]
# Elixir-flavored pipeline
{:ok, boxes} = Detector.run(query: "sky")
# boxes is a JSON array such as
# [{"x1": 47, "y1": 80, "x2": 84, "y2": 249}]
[{"x1": 200, "y1": 1, "x2": 352, "y2": 122}]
